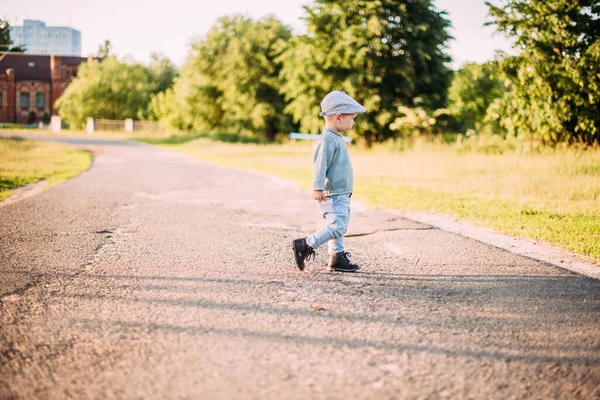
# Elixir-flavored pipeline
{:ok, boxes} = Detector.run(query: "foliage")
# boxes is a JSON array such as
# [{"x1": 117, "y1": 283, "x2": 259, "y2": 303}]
[
  {"x1": 27, "y1": 111, "x2": 36, "y2": 124},
  {"x1": 142, "y1": 54, "x2": 179, "y2": 121},
  {"x1": 447, "y1": 62, "x2": 505, "y2": 132},
  {"x1": 147, "y1": 52, "x2": 178, "y2": 94},
  {"x1": 0, "y1": 19, "x2": 11, "y2": 52},
  {"x1": 279, "y1": 0, "x2": 452, "y2": 143},
  {"x1": 147, "y1": 88, "x2": 186, "y2": 127},
  {"x1": 97, "y1": 39, "x2": 113, "y2": 58},
  {"x1": 390, "y1": 106, "x2": 436, "y2": 137},
  {"x1": 390, "y1": 107, "x2": 456, "y2": 140},
  {"x1": 166, "y1": 15, "x2": 294, "y2": 140},
  {"x1": 486, "y1": 0, "x2": 600, "y2": 145},
  {"x1": 56, "y1": 56, "x2": 153, "y2": 128},
  {"x1": 0, "y1": 19, "x2": 25, "y2": 52}
]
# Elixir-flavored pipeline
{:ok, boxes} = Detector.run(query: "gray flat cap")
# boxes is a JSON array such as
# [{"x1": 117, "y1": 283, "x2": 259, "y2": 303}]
[{"x1": 320, "y1": 91, "x2": 366, "y2": 116}]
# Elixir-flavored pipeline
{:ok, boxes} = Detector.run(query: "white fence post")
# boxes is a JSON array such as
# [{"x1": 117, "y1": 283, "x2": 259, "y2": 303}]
[
  {"x1": 50, "y1": 116, "x2": 61, "y2": 132},
  {"x1": 86, "y1": 117, "x2": 95, "y2": 134},
  {"x1": 125, "y1": 119, "x2": 134, "y2": 133}
]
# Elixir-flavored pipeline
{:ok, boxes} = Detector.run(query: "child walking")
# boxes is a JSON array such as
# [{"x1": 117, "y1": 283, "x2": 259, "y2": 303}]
[{"x1": 292, "y1": 91, "x2": 366, "y2": 272}]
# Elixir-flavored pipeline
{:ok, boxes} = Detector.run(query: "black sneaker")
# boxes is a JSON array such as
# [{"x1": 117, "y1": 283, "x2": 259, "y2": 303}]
[
  {"x1": 292, "y1": 238, "x2": 316, "y2": 271},
  {"x1": 328, "y1": 252, "x2": 360, "y2": 272}
]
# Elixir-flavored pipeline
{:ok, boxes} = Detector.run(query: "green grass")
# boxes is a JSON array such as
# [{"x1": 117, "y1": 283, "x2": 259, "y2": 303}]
[
  {"x1": 0, "y1": 127, "x2": 175, "y2": 141},
  {"x1": 0, "y1": 127, "x2": 272, "y2": 145},
  {"x1": 135, "y1": 131, "x2": 271, "y2": 145},
  {"x1": 0, "y1": 123, "x2": 39, "y2": 130},
  {"x1": 0, "y1": 137, "x2": 92, "y2": 200},
  {"x1": 161, "y1": 138, "x2": 600, "y2": 263}
]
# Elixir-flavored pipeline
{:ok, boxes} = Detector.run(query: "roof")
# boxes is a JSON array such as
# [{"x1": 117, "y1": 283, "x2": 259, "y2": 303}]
[
  {"x1": 0, "y1": 53, "x2": 89, "y2": 81},
  {"x1": 61, "y1": 56, "x2": 91, "y2": 65}
]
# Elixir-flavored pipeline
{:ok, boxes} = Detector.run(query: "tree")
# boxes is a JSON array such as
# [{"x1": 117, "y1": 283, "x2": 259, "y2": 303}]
[
  {"x1": 147, "y1": 88, "x2": 189, "y2": 128},
  {"x1": 97, "y1": 39, "x2": 113, "y2": 59},
  {"x1": 447, "y1": 62, "x2": 505, "y2": 132},
  {"x1": 0, "y1": 19, "x2": 11, "y2": 52},
  {"x1": 56, "y1": 56, "x2": 152, "y2": 128},
  {"x1": 486, "y1": 0, "x2": 600, "y2": 145},
  {"x1": 142, "y1": 53, "x2": 178, "y2": 121},
  {"x1": 279, "y1": 0, "x2": 452, "y2": 143},
  {"x1": 147, "y1": 53, "x2": 178, "y2": 94},
  {"x1": 169, "y1": 15, "x2": 294, "y2": 139},
  {"x1": 0, "y1": 19, "x2": 25, "y2": 52}
]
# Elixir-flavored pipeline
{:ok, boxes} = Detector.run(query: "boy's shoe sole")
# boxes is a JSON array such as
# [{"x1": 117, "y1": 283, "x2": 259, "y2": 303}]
[
  {"x1": 328, "y1": 265, "x2": 360, "y2": 273},
  {"x1": 292, "y1": 239, "x2": 306, "y2": 271}
]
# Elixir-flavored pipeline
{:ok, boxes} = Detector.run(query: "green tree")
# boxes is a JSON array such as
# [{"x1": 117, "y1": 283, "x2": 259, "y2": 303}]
[
  {"x1": 56, "y1": 56, "x2": 152, "y2": 128},
  {"x1": 0, "y1": 19, "x2": 11, "y2": 52},
  {"x1": 0, "y1": 19, "x2": 25, "y2": 52},
  {"x1": 447, "y1": 62, "x2": 505, "y2": 132},
  {"x1": 147, "y1": 53, "x2": 178, "y2": 94},
  {"x1": 279, "y1": 0, "x2": 452, "y2": 143},
  {"x1": 147, "y1": 88, "x2": 188, "y2": 128},
  {"x1": 142, "y1": 53, "x2": 178, "y2": 121},
  {"x1": 97, "y1": 39, "x2": 113, "y2": 59},
  {"x1": 170, "y1": 15, "x2": 293, "y2": 139},
  {"x1": 486, "y1": 0, "x2": 600, "y2": 145}
]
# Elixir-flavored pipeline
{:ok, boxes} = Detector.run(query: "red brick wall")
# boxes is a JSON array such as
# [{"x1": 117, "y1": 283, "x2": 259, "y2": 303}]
[
  {"x1": 0, "y1": 76, "x2": 8, "y2": 122},
  {"x1": 0, "y1": 69, "x2": 16, "y2": 123}
]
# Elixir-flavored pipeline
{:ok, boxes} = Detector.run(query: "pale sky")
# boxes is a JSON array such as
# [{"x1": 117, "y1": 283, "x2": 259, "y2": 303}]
[{"x1": 4, "y1": 0, "x2": 515, "y2": 69}]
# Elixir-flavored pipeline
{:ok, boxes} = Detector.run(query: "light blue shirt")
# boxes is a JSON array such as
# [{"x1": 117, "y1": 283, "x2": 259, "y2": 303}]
[{"x1": 312, "y1": 128, "x2": 354, "y2": 197}]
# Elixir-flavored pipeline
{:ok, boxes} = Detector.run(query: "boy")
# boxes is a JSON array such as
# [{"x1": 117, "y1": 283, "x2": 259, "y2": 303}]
[{"x1": 292, "y1": 90, "x2": 366, "y2": 272}]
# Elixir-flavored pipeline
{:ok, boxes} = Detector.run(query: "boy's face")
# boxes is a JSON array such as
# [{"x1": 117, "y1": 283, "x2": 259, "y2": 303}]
[{"x1": 332, "y1": 113, "x2": 358, "y2": 132}]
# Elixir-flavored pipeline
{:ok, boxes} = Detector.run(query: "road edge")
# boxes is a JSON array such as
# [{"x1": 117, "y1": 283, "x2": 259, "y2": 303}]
[{"x1": 398, "y1": 210, "x2": 600, "y2": 280}]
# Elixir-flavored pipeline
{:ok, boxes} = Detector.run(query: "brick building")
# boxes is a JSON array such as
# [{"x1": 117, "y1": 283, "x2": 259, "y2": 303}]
[{"x1": 0, "y1": 53, "x2": 91, "y2": 124}]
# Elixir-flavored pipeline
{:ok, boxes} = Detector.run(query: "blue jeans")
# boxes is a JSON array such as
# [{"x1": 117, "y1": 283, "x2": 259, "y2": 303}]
[{"x1": 306, "y1": 194, "x2": 351, "y2": 254}]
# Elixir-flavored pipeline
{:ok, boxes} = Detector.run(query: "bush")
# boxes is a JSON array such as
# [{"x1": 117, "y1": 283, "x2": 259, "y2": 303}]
[{"x1": 27, "y1": 111, "x2": 36, "y2": 124}]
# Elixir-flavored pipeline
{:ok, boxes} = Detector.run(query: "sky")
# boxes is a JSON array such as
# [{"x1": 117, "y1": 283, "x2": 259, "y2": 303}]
[{"x1": 4, "y1": 0, "x2": 516, "y2": 70}]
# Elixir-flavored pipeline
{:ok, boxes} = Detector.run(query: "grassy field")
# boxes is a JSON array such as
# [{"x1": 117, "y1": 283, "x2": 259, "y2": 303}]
[
  {"x1": 0, "y1": 137, "x2": 92, "y2": 201},
  {"x1": 161, "y1": 138, "x2": 600, "y2": 263}
]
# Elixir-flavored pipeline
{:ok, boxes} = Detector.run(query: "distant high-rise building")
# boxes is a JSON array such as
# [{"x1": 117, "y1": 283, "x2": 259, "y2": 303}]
[{"x1": 9, "y1": 20, "x2": 81, "y2": 57}]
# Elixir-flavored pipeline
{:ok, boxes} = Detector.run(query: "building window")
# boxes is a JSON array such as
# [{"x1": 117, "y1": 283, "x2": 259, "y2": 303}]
[
  {"x1": 36, "y1": 92, "x2": 45, "y2": 109},
  {"x1": 0, "y1": 92, "x2": 3, "y2": 109},
  {"x1": 20, "y1": 92, "x2": 30, "y2": 109}
]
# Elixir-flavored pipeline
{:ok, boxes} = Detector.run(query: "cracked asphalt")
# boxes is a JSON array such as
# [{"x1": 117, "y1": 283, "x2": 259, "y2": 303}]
[{"x1": 1, "y1": 134, "x2": 599, "y2": 399}]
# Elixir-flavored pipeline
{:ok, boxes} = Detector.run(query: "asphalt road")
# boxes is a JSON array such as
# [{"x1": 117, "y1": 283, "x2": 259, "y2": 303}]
[{"x1": 1, "y1": 134, "x2": 599, "y2": 399}]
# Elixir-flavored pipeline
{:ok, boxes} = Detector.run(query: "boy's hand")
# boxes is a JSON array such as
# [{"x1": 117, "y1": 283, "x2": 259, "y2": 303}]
[{"x1": 312, "y1": 190, "x2": 325, "y2": 202}]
